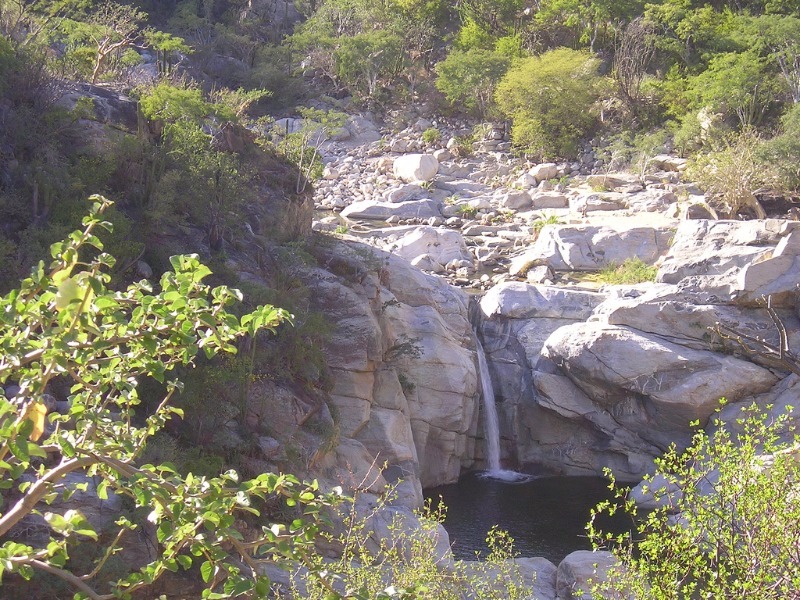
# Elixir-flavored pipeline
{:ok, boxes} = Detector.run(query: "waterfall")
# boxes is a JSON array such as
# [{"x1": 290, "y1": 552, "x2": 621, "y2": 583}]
[
  {"x1": 475, "y1": 335, "x2": 532, "y2": 483},
  {"x1": 476, "y1": 337, "x2": 501, "y2": 472}
]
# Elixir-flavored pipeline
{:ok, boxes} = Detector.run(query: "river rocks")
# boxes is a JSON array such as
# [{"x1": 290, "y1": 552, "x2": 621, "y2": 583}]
[
  {"x1": 384, "y1": 183, "x2": 429, "y2": 203},
  {"x1": 529, "y1": 162, "x2": 559, "y2": 182},
  {"x1": 658, "y1": 219, "x2": 798, "y2": 283},
  {"x1": 497, "y1": 190, "x2": 533, "y2": 210},
  {"x1": 531, "y1": 192, "x2": 569, "y2": 209},
  {"x1": 394, "y1": 153, "x2": 439, "y2": 182},
  {"x1": 651, "y1": 154, "x2": 688, "y2": 172},
  {"x1": 481, "y1": 282, "x2": 605, "y2": 321},
  {"x1": 383, "y1": 226, "x2": 473, "y2": 269},
  {"x1": 657, "y1": 219, "x2": 800, "y2": 306}
]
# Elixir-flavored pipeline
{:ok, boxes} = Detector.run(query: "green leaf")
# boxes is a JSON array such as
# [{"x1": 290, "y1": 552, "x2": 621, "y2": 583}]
[{"x1": 200, "y1": 560, "x2": 214, "y2": 583}]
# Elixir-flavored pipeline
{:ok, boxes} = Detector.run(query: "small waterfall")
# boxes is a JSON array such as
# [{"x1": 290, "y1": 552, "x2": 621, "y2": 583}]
[
  {"x1": 475, "y1": 334, "x2": 532, "y2": 483},
  {"x1": 476, "y1": 337, "x2": 501, "y2": 471}
]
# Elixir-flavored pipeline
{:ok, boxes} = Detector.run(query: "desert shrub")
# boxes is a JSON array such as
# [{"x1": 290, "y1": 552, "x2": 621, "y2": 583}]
[
  {"x1": 422, "y1": 127, "x2": 441, "y2": 144},
  {"x1": 495, "y1": 48, "x2": 603, "y2": 159},
  {"x1": 687, "y1": 131, "x2": 774, "y2": 219},
  {"x1": 298, "y1": 498, "x2": 532, "y2": 599},
  {"x1": 590, "y1": 403, "x2": 800, "y2": 599}
]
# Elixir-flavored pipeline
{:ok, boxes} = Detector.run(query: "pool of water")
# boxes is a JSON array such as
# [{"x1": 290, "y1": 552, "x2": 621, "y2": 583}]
[{"x1": 424, "y1": 473, "x2": 631, "y2": 565}]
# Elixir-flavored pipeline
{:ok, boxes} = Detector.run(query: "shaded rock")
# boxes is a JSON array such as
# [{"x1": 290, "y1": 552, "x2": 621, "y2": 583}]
[
  {"x1": 629, "y1": 473, "x2": 683, "y2": 510},
  {"x1": 557, "y1": 550, "x2": 619, "y2": 600},
  {"x1": 341, "y1": 199, "x2": 441, "y2": 221}
]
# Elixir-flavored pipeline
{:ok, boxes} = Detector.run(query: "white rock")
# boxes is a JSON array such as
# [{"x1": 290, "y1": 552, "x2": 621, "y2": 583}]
[
  {"x1": 394, "y1": 153, "x2": 439, "y2": 183},
  {"x1": 341, "y1": 199, "x2": 441, "y2": 221},
  {"x1": 529, "y1": 162, "x2": 559, "y2": 182},
  {"x1": 531, "y1": 192, "x2": 569, "y2": 209}
]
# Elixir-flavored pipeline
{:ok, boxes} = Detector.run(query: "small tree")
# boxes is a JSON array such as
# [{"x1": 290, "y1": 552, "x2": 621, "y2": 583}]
[
  {"x1": 0, "y1": 197, "x2": 345, "y2": 598},
  {"x1": 495, "y1": 47, "x2": 602, "y2": 158},
  {"x1": 435, "y1": 48, "x2": 510, "y2": 118},
  {"x1": 590, "y1": 403, "x2": 800, "y2": 599},
  {"x1": 687, "y1": 50, "x2": 781, "y2": 130}
]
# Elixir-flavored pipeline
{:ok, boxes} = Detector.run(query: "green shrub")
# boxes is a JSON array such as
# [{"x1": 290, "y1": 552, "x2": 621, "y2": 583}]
[
  {"x1": 457, "y1": 204, "x2": 480, "y2": 218},
  {"x1": 495, "y1": 48, "x2": 603, "y2": 159},
  {"x1": 759, "y1": 102, "x2": 800, "y2": 193},
  {"x1": 435, "y1": 48, "x2": 510, "y2": 118},
  {"x1": 531, "y1": 213, "x2": 563, "y2": 233},
  {"x1": 422, "y1": 127, "x2": 441, "y2": 144},
  {"x1": 687, "y1": 131, "x2": 773, "y2": 219},
  {"x1": 590, "y1": 403, "x2": 800, "y2": 599},
  {"x1": 597, "y1": 258, "x2": 658, "y2": 284},
  {"x1": 298, "y1": 497, "x2": 532, "y2": 599}
]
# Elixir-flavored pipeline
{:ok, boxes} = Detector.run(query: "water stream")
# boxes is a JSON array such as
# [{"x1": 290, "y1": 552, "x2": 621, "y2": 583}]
[{"x1": 475, "y1": 336, "x2": 530, "y2": 483}]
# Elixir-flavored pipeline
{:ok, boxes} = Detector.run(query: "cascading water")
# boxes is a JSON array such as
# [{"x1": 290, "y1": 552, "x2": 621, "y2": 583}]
[
  {"x1": 475, "y1": 337, "x2": 501, "y2": 471},
  {"x1": 475, "y1": 335, "x2": 531, "y2": 483}
]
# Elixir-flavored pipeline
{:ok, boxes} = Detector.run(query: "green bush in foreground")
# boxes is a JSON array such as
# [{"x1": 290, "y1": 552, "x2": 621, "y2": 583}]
[
  {"x1": 590, "y1": 403, "x2": 800, "y2": 599},
  {"x1": 0, "y1": 197, "x2": 345, "y2": 599}
]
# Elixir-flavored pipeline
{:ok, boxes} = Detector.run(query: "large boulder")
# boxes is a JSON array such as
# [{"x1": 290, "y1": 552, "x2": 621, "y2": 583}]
[
  {"x1": 556, "y1": 550, "x2": 620, "y2": 599},
  {"x1": 481, "y1": 282, "x2": 605, "y2": 321},
  {"x1": 529, "y1": 163, "x2": 559, "y2": 182},
  {"x1": 341, "y1": 199, "x2": 442, "y2": 221},
  {"x1": 393, "y1": 153, "x2": 439, "y2": 183},
  {"x1": 384, "y1": 226, "x2": 473, "y2": 268},
  {"x1": 659, "y1": 220, "x2": 788, "y2": 282},
  {"x1": 543, "y1": 322, "x2": 779, "y2": 448},
  {"x1": 308, "y1": 240, "x2": 479, "y2": 495},
  {"x1": 511, "y1": 224, "x2": 673, "y2": 273}
]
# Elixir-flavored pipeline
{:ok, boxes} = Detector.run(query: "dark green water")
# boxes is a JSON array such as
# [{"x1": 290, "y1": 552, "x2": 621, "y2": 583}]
[{"x1": 425, "y1": 474, "x2": 631, "y2": 565}]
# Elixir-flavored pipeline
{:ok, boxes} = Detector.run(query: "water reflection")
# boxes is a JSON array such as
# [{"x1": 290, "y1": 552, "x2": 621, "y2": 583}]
[{"x1": 425, "y1": 473, "x2": 631, "y2": 564}]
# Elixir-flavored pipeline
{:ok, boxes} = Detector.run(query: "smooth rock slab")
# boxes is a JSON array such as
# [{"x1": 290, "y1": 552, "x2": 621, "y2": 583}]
[
  {"x1": 386, "y1": 226, "x2": 473, "y2": 267},
  {"x1": 341, "y1": 199, "x2": 441, "y2": 220},
  {"x1": 512, "y1": 224, "x2": 673, "y2": 272},
  {"x1": 543, "y1": 322, "x2": 779, "y2": 440},
  {"x1": 658, "y1": 219, "x2": 800, "y2": 284},
  {"x1": 481, "y1": 282, "x2": 606, "y2": 321}
]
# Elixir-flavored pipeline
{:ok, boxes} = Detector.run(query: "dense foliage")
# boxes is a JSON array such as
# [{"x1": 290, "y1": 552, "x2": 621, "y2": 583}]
[
  {"x1": 590, "y1": 403, "x2": 800, "y2": 599},
  {"x1": 0, "y1": 198, "x2": 337, "y2": 598}
]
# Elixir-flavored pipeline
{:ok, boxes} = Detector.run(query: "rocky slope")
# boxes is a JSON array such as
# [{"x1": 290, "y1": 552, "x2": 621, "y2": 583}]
[{"x1": 306, "y1": 111, "x2": 800, "y2": 489}]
